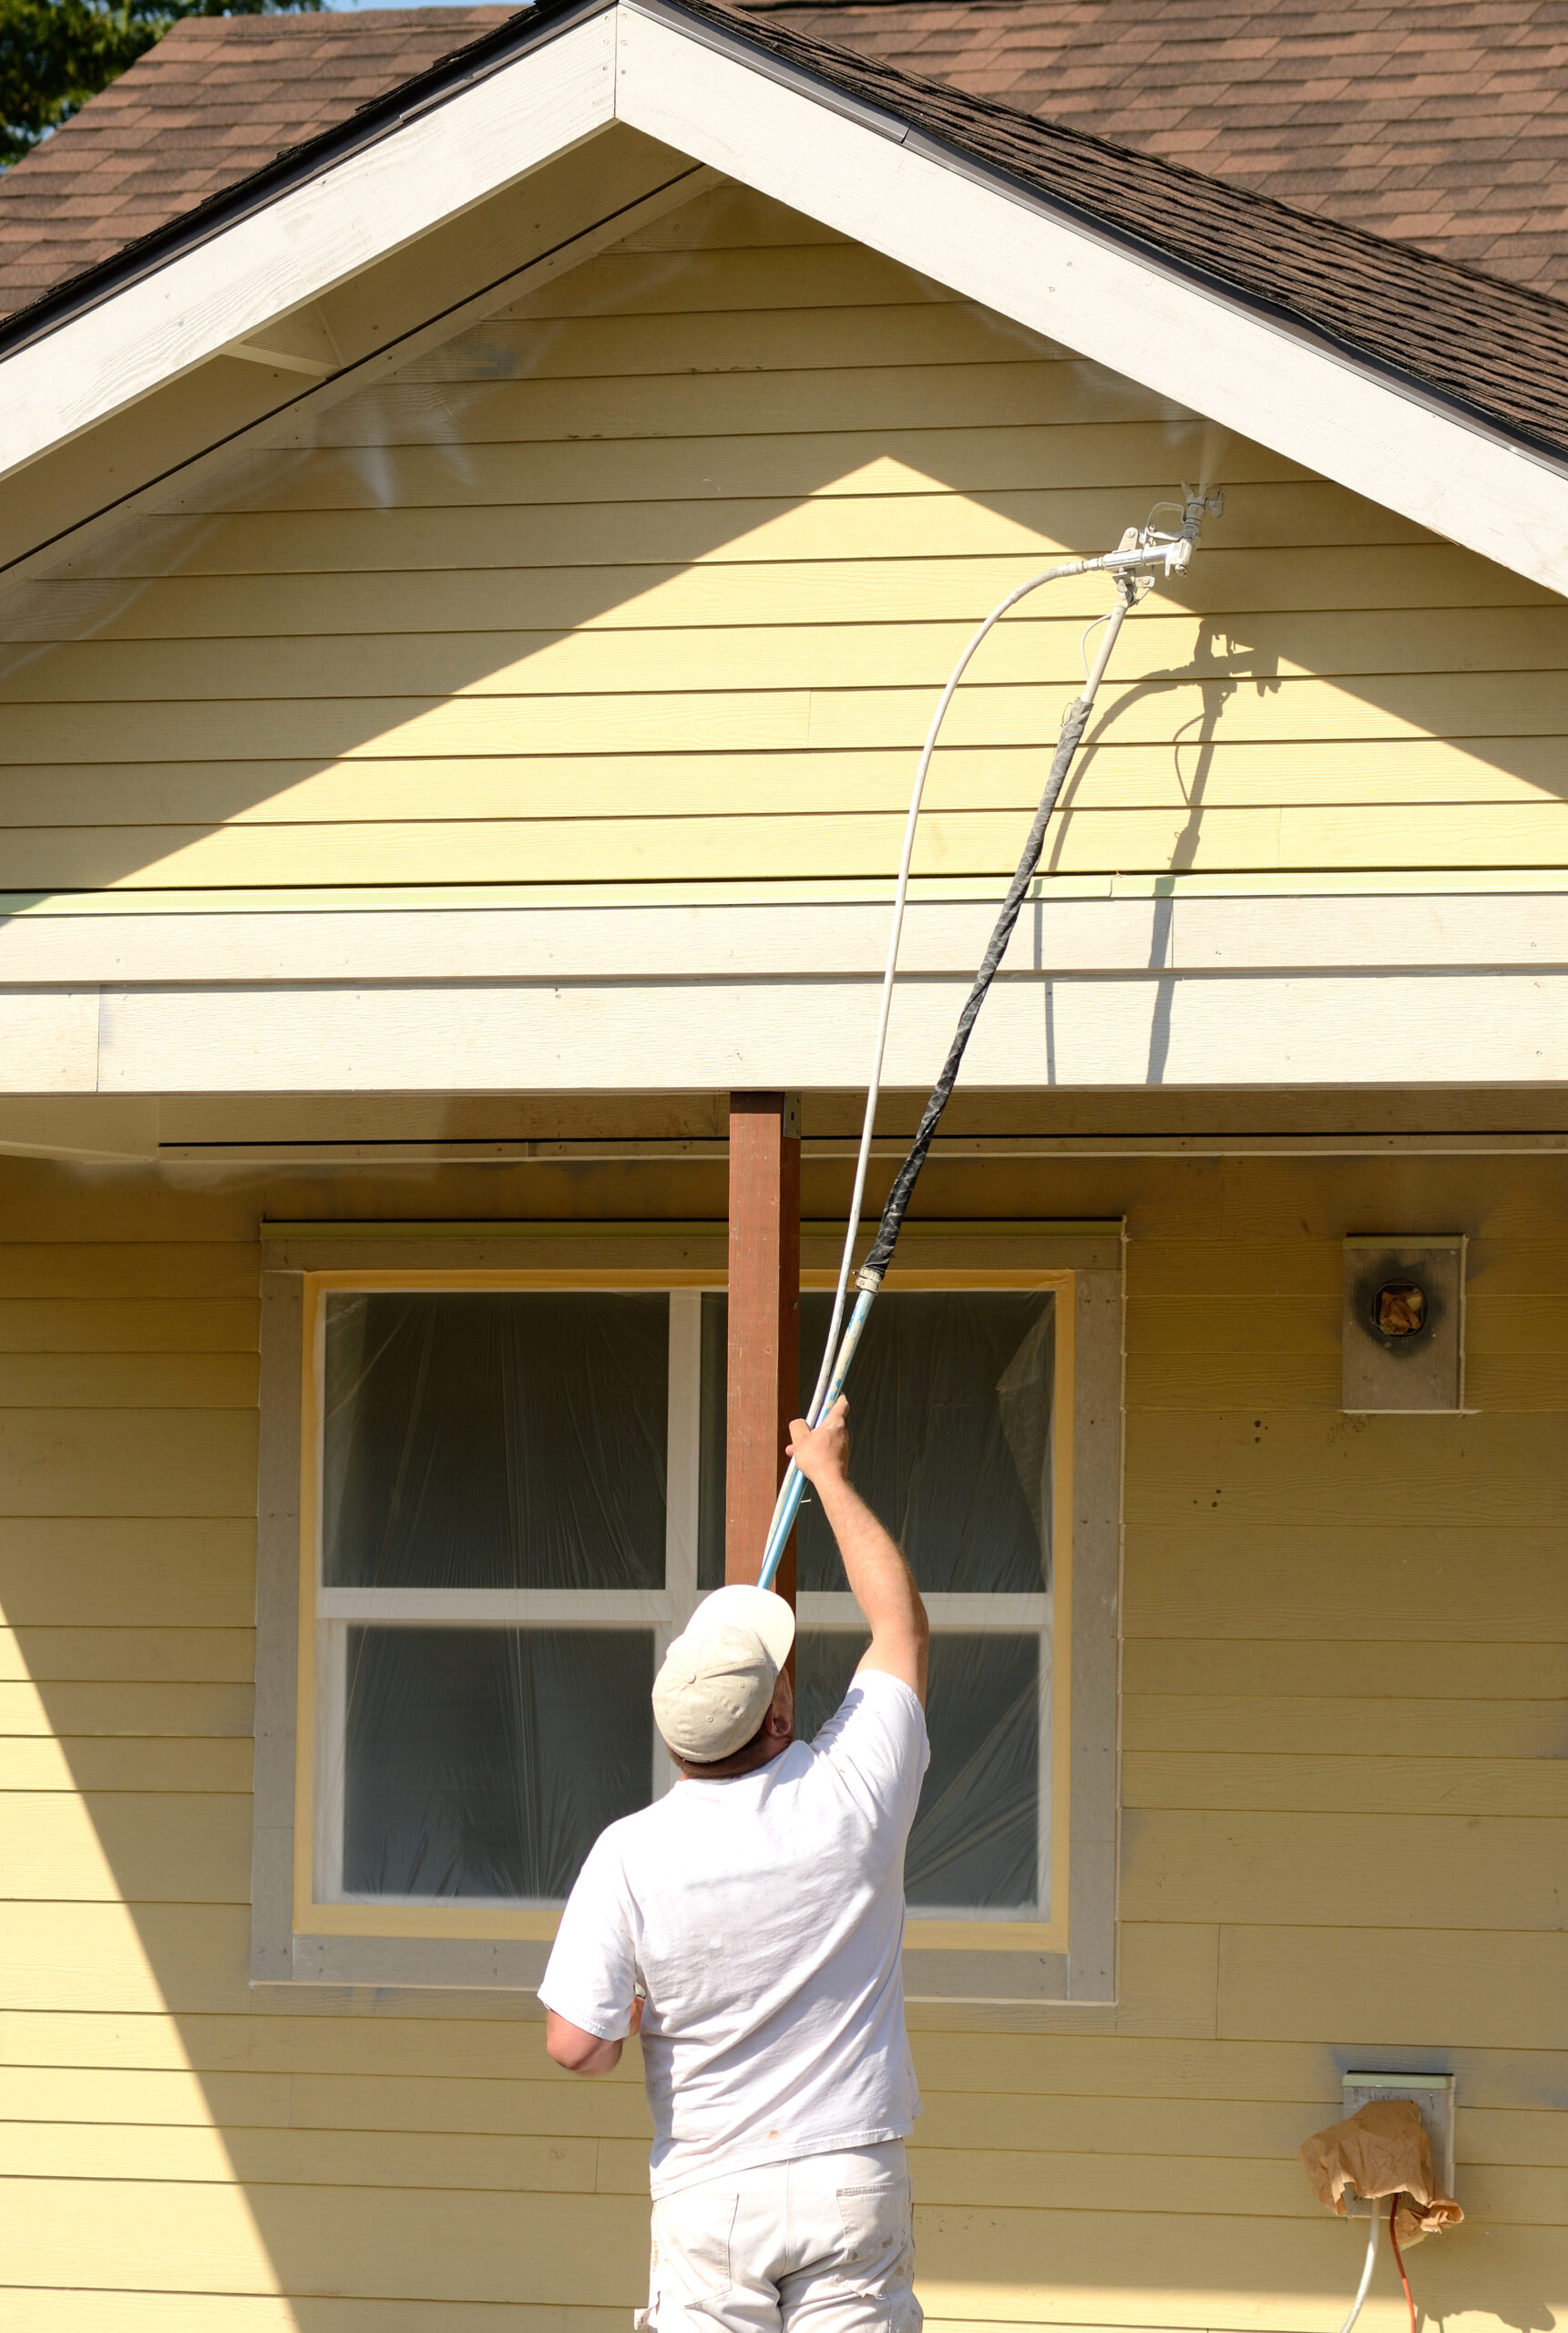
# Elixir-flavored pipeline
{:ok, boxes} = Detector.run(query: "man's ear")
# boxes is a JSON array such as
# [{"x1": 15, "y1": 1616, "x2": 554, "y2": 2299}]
[{"x1": 764, "y1": 1671, "x2": 794, "y2": 1737}]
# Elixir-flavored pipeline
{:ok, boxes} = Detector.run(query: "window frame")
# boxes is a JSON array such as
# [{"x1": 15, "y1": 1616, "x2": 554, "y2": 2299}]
[
  {"x1": 302, "y1": 1277, "x2": 700, "y2": 1922},
  {"x1": 251, "y1": 1220, "x2": 1122, "y2": 2003}
]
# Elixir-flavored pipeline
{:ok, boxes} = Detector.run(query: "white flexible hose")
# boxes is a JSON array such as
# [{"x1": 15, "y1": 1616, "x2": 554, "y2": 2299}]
[
  {"x1": 783, "y1": 492, "x2": 1217, "y2": 1567},
  {"x1": 803, "y1": 553, "x2": 1120, "y2": 1425},
  {"x1": 1339, "y1": 2206, "x2": 1381, "y2": 2333},
  {"x1": 759, "y1": 496, "x2": 1217, "y2": 1587}
]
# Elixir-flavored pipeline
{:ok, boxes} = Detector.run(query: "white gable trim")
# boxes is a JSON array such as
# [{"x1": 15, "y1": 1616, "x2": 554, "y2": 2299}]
[
  {"x1": 0, "y1": 9, "x2": 617, "y2": 480},
  {"x1": 1, "y1": 0, "x2": 1565, "y2": 596},
  {"x1": 5, "y1": 962, "x2": 1568, "y2": 1095},
  {"x1": 617, "y1": 1, "x2": 1568, "y2": 599},
  {"x1": 5, "y1": 894, "x2": 1568, "y2": 1095}
]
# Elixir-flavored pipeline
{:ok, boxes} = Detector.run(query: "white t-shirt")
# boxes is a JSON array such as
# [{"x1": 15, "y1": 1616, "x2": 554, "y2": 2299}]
[{"x1": 538, "y1": 1668, "x2": 929, "y2": 2197}]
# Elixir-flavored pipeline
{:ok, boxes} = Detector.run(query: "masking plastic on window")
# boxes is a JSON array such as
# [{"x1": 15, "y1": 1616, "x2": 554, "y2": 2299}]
[
  {"x1": 323, "y1": 1290, "x2": 668, "y2": 1591},
  {"x1": 797, "y1": 1630, "x2": 1046, "y2": 1914},
  {"x1": 699, "y1": 1290, "x2": 1055, "y2": 1593},
  {"x1": 317, "y1": 1285, "x2": 1050, "y2": 1912},
  {"x1": 319, "y1": 1290, "x2": 668, "y2": 1904},
  {"x1": 342, "y1": 1625, "x2": 653, "y2": 1901}
]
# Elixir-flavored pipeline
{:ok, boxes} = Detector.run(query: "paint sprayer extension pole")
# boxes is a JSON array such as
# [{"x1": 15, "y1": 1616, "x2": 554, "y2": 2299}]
[{"x1": 755, "y1": 487, "x2": 1224, "y2": 1593}]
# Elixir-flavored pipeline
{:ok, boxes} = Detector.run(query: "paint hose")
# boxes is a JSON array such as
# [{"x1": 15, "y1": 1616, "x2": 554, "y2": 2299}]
[
  {"x1": 755, "y1": 488, "x2": 1222, "y2": 1591},
  {"x1": 1339, "y1": 2206, "x2": 1382, "y2": 2333}
]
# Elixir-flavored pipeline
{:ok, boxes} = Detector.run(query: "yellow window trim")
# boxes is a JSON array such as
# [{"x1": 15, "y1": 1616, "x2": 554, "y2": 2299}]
[{"x1": 294, "y1": 1255, "x2": 1075, "y2": 1955}]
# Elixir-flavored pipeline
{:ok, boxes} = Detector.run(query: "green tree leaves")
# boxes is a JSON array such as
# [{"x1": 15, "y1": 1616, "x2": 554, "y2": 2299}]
[{"x1": 0, "y1": 0, "x2": 322, "y2": 167}]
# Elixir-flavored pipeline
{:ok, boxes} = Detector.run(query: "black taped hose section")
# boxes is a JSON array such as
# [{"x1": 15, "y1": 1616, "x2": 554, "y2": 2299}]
[{"x1": 856, "y1": 692, "x2": 1093, "y2": 1289}]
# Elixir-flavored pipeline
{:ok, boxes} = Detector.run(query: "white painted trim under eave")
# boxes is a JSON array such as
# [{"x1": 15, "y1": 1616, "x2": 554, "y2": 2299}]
[
  {"x1": 0, "y1": 11, "x2": 617, "y2": 481},
  {"x1": 4, "y1": 893, "x2": 1568, "y2": 984},
  {"x1": 615, "y1": 3, "x2": 1568, "y2": 600},
  {"x1": 5, "y1": 967, "x2": 1568, "y2": 1093}
]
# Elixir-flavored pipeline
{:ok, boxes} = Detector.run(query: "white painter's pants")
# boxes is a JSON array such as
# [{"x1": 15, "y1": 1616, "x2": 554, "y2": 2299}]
[{"x1": 641, "y1": 2140, "x2": 921, "y2": 2333}]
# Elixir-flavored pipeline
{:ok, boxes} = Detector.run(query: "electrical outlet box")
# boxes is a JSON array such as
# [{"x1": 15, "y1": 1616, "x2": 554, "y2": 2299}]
[
  {"x1": 1343, "y1": 1238, "x2": 1465, "y2": 1413},
  {"x1": 1339, "y1": 2071, "x2": 1456, "y2": 2214}
]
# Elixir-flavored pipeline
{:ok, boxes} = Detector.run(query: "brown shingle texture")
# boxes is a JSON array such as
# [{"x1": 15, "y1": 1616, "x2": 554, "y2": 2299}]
[
  {"x1": 680, "y1": 0, "x2": 1568, "y2": 460},
  {"x1": 0, "y1": 6, "x2": 515, "y2": 317},
  {"x1": 7, "y1": 0, "x2": 1568, "y2": 469},
  {"x1": 736, "y1": 0, "x2": 1568, "y2": 298}
]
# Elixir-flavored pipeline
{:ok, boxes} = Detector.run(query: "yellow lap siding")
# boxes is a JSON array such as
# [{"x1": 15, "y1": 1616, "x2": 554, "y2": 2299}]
[
  {"x1": 10, "y1": 546, "x2": 1546, "y2": 651},
  {"x1": 0, "y1": 1680, "x2": 256, "y2": 1736},
  {"x1": 3, "y1": 1101, "x2": 1567, "y2": 2328},
  {"x1": 0, "y1": 1409, "x2": 258, "y2": 1516},
  {"x1": 0, "y1": 1354, "x2": 260, "y2": 1406},
  {"x1": 1123, "y1": 1753, "x2": 1568, "y2": 1818},
  {"x1": 0, "y1": 1625, "x2": 256, "y2": 1681},
  {"x1": 1, "y1": 1736, "x2": 254, "y2": 1790},
  {"x1": 12, "y1": 604, "x2": 1568, "y2": 698},
  {"x1": 0, "y1": 1519, "x2": 256, "y2": 1624},
  {"x1": 2, "y1": 1789, "x2": 252, "y2": 1901},
  {"x1": 0, "y1": 1301, "x2": 259, "y2": 1353},
  {"x1": 4, "y1": 181, "x2": 1567, "y2": 891}
]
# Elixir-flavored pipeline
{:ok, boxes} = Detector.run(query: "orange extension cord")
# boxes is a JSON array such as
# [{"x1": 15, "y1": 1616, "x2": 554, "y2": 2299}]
[{"x1": 1389, "y1": 2196, "x2": 1419, "y2": 2333}]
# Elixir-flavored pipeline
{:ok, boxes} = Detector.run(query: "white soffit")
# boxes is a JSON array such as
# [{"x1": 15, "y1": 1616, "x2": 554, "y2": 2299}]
[{"x1": 0, "y1": 10, "x2": 618, "y2": 480}]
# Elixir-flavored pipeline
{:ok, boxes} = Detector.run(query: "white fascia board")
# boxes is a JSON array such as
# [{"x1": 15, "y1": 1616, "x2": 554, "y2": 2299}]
[
  {"x1": 616, "y1": 4, "x2": 1568, "y2": 599},
  {"x1": 29, "y1": 969, "x2": 1568, "y2": 1093},
  {"x1": 9, "y1": 0, "x2": 1564, "y2": 584},
  {"x1": 0, "y1": 11, "x2": 617, "y2": 482},
  {"x1": 3, "y1": 893, "x2": 1568, "y2": 984}
]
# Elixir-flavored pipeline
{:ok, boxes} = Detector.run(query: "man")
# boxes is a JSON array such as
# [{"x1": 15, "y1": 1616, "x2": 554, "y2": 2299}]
[{"x1": 540, "y1": 1393, "x2": 930, "y2": 2333}]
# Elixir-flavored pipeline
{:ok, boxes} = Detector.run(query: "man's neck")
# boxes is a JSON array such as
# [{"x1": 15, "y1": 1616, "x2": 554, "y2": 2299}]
[{"x1": 678, "y1": 1730, "x2": 794, "y2": 1783}]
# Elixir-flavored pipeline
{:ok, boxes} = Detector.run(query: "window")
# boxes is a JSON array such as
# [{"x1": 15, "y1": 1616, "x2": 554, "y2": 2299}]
[
  {"x1": 313, "y1": 1290, "x2": 672, "y2": 1907},
  {"x1": 253, "y1": 1221, "x2": 1120, "y2": 2001}
]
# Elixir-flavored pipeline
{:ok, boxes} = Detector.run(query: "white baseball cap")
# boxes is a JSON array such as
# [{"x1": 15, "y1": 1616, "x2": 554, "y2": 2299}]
[{"x1": 652, "y1": 1584, "x2": 796, "y2": 1763}]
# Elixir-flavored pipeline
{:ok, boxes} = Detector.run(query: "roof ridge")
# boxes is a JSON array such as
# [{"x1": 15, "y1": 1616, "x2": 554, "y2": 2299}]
[
  {"x1": 1, "y1": 0, "x2": 1567, "y2": 469},
  {"x1": 686, "y1": 0, "x2": 1568, "y2": 328}
]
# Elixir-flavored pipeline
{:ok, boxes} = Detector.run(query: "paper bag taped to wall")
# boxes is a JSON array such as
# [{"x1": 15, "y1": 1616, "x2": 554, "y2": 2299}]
[{"x1": 1301, "y1": 2100, "x2": 1462, "y2": 2246}]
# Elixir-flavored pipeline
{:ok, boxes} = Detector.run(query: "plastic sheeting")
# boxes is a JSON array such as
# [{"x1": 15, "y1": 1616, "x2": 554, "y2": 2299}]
[
  {"x1": 699, "y1": 1290, "x2": 1055, "y2": 1593},
  {"x1": 321, "y1": 1285, "x2": 1052, "y2": 1910},
  {"x1": 797, "y1": 1630, "x2": 1044, "y2": 1913},
  {"x1": 751, "y1": 1289, "x2": 1055, "y2": 1916},
  {"x1": 323, "y1": 1290, "x2": 667, "y2": 1902},
  {"x1": 342, "y1": 1625, "x2": 652, "y2": 1901},
  {"x1": 323, "y1": 1290, "x2": 668, "y2": 1590}
]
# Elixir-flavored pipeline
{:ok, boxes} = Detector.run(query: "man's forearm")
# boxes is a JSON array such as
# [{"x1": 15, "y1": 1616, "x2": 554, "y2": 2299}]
[{"x1": 812, "y1": 1468, "x2": 928, "y2": 1700}]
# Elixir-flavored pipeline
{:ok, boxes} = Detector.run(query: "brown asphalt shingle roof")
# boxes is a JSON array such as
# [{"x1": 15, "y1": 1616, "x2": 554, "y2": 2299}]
[
  {"x1": 690, "y1": 0, "x2": 1568, "y2": 461},
  {"x1": 735, "y1": 0, "x2": 1568, "y2": 299},
  {"x1": 0, "y1": 7, "x2": 515, "y2": 318},
  {"x1": 5, "y1": 1, "x2": 1568, "y2": 313},
  {"x1": 5, "y1": 0, "x2": 1568, "y2": 475}
]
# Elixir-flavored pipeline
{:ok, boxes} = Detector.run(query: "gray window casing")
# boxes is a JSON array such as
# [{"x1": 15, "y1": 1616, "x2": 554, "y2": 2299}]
[{"x1": 251, "y1": 1221, "x2": 1122, "y2": 2003}]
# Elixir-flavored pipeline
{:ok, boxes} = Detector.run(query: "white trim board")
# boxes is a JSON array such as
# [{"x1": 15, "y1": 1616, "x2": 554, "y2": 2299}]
[
  {"x1": 0, "y1": 0, "x2": 1566, "y2": 596},
  {"x1": 15, "y1": 870, "x2": 1568, "y2": 915},
  {"x1": 0, "y1": 144, "x2": 716, "y2": 591},
  {"x1": 614, "y1": 4, "x2": 1568, "y2": 597},
  {"x1": 0, "y1": 12, "x2": 617, "y2": 481},
  {"x1": 4, "y1": 894, "x2": 1568, "y2": 984},
  {"x1": 6, "y1": 967, "x2": 1568, "y2": 1093}
]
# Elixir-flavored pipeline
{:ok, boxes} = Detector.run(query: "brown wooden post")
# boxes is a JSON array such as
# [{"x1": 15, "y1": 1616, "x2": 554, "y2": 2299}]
[{"x1": 724, "y1": 1091, "x2": 801, "y2": 1610}]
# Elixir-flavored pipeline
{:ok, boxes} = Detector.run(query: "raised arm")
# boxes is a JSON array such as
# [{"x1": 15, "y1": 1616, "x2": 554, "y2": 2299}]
[{"x1": 787, "y1": 1397, "x2": 928, "y2": 1704}]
